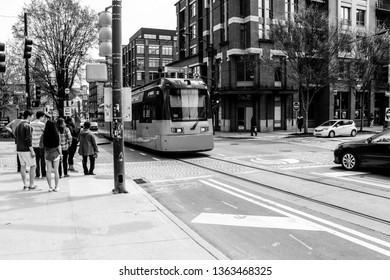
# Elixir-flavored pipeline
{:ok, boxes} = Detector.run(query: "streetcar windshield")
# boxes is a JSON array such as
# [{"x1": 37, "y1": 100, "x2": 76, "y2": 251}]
[{"x1": 169, "y1": 89, "x2": 207, "y2": 121}]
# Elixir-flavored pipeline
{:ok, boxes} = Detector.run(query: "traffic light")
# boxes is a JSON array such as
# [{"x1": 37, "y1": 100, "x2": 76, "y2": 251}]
[
  {"x1": 36, "y1": 85, "x2": 41, "y2": 100},
  {"x1": 24, "y1": 38, "x2": 33, "y2": 59},
  {"x1": 98, "y1": 11, "x2": 112, "y2": 57},
  {"x1": 0, "y1": 42, "x2": 5, "y2": 73}
]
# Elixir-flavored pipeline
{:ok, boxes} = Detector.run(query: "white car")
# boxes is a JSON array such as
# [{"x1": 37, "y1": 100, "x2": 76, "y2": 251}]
[{"x1": 313, "y1": 119, "x2": 357, "y2": 138}]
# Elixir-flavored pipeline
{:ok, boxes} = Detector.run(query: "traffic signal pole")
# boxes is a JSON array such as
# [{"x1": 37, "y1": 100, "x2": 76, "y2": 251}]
[{"x1": 111, "y1": 0, "x2": 127, "y2": 194}]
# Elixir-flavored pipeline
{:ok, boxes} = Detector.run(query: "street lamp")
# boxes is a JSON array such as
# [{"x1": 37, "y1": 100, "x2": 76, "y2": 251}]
[
  {"x1": 333, "y1": 90, "x2": 339, "y2": 119},
  {"x1": 355, "y1": 83, "x2": 363, "y2": 128}
]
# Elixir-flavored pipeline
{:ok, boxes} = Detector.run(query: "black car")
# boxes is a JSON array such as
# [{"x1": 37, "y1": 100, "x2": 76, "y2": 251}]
[{"x1": 334, "y1": 130, "x2": 390, "y2": 170}]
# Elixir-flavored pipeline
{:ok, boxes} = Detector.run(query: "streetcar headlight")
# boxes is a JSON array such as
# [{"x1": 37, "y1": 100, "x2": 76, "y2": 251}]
[
  {"x1": 171, "y1": 127, "x2": 184, "y2": 133},
  {"x1": 200, "y1": 126, "x2": 209, "y2": 133}
]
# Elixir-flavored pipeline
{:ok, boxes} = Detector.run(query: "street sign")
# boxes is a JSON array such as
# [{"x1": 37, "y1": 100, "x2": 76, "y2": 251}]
[
  {"x1": 64, "y1": 107, "x2": 71, "y2": 117},
  {"x1": 164, "y1": 66, "x2": 192, "y2": 74},
  {"x1": 293, "y1": 102, "x2": 300, "y2": 111},
  {"x1": 14, "y1": 91, "x2": 25, "y2": 96},
  {"x1": 385, "y1": 107, "x2": 390, "y2": 122}
]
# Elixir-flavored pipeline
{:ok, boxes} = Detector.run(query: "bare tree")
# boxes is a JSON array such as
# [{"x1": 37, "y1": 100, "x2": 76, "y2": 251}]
[
  {"x1": 12, "y1": 0, "x2": 98, "y2": 115},
  {"x1": 268, "y1": 4, "x2": 350, "y2": 133}
]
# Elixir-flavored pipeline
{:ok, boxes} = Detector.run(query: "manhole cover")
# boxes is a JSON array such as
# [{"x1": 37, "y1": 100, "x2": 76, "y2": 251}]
[{"x1": 133, "y1": 178, "x2": 148, "y2": 184}]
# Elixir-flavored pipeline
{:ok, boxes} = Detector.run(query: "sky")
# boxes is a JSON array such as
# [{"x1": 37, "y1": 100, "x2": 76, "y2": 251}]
[{"x1": 0, "y1": 0, "x2": 178, "y2": 44}]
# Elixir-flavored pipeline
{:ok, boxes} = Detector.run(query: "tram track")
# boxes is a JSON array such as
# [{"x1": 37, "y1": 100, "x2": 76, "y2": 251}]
[{"x1": 171, "y1": 155, "x2": 390, "y2": 228}]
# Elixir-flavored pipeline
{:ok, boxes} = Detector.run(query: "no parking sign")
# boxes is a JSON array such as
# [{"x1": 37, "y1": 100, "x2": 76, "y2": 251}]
[
  {"x1": 385, "y1": 107, "x2": 390, "y2": 122},
  {"x1": 293, "y1": 102, "x2": 300, "y2": 111}
]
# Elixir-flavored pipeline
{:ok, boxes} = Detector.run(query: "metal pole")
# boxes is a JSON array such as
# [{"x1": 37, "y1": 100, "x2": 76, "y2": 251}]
[
  {"x1": 25, "y1": 13, "x2": 30, "y2": 110},
  {"x1": 112, "y1": 0, "x2": 127, "y2": 194}
]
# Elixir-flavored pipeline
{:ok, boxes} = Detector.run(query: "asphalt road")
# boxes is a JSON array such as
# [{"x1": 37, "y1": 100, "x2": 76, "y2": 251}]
[{"x1": 97, "y1": 134, "x2": 390, "y2": 259}]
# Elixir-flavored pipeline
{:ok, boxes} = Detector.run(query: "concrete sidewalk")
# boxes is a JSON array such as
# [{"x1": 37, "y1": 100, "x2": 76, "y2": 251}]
[{"x1": 0, "y1": 140, "x2": 227, "y2": 260}]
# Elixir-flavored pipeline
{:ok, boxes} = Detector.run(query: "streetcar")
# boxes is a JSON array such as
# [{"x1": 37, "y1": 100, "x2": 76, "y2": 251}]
[{"x1": 99, "y1": 78, "x2": 214, "y2": 152}]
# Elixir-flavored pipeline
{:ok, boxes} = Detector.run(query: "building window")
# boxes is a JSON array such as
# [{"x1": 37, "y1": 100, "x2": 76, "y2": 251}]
[
  {"x1": 149, "y1": 45, "x2": 159, "y2": 55},
  {"x1": 338, "y1": 60, "x2": 350, "y2": 80},
  {"x1": 149, "y1": 59, "x2": 160, "y2": 67},
  {"x1": 144, "y1": 34, "x2": 156, "y2": 39},
  {"x1": 137, "y1": 72, "x2": 145, "y2": 81},
  {"x1": 137, "y1": 59, "x2": 145, "y2": 70},
  {"x1": 259, "y1": 0, "x2": 272, "y2": 39},
  {"x1": 149, "y1": 72, "x2": 159, "y2": 81},
  {"x1": 356, "y1": 9, "x2": 365, "y2": 26},
  {"x1": 341, "y1": 6, "x2": 351, "y2": 25},
  {"x1": 285, "y1": 0, "x2": 297, "y2": 20},
  {"x1": 190, "y1": 2, "x2": 196, "y2": 17},
  {"x1": 334, "y1": 92, "x2": 349, "y2": 119},
  {"x1": 137, "y1": 45, "x2": 144, "y2": 54},
  {"x1": 236, "y1": 60, "x2": 255, "y2": 82},
  {"x1": 189, "y1": 24, "x2": 197, "y2": 39},
  {"x1": 159, "y1": 35, "x2": 171, "y2": 40},
  {"x1": 190, "y1": 45, "x2": 197, "y2": 55},
  {"x1": 162, "y1": 46, "x2": 173, "y2": 55}
]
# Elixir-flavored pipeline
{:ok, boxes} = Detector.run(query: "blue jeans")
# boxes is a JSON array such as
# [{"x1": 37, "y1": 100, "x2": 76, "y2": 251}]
[{"x1": 33, "y1": 147, "x2": 46, "y2": 177}]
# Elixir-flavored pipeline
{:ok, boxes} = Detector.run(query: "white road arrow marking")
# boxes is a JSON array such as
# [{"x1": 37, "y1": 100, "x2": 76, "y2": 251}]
[
  {"x1": 192, "y1": 213, "x2": 324, "y2": 231},
  {"x1": 198, "y1": 178, "x2": 390, "y2": 257}
]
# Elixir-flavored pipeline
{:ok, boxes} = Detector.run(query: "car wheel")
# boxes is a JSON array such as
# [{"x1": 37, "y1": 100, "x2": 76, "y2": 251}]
[
  {"x1": 328, "y1": 131, "x2": 335, "y2": 138},
  {"x1": 351, "y1": 129, "x2": 357, "y2": 137},
  {"x1": 341, "y1": 151, "x2": 359, "y2": 170}
]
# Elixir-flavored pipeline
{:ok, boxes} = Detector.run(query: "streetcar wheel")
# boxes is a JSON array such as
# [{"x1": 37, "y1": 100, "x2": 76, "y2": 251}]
[
  {"x1": 351, "y1": 129, "x2": 357, "y2": 137},
  {"x1": 341, "y1": 152, "x2": 359, "y2": 170},
  {"x1": 329, "y1": 131, "x2": 335, "y2": 138}
]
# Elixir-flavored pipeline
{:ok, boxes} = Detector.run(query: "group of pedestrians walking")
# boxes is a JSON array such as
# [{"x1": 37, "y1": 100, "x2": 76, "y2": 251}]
[{"x1": 5, "y1": 110, "x2": 99, "y2": 192}]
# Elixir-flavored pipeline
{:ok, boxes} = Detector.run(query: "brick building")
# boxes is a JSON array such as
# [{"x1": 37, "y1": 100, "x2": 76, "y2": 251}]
[
  {"x1": 122, "y1": 28, "x2": 177, "y2": 88},
  {"x1": 170, "y1": 0, "x2": 390, "y2": 132}
]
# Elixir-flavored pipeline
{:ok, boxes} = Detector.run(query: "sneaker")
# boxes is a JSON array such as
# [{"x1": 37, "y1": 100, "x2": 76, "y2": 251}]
[
  {"x1": 28, "y1": 185, "x2": 41, "y2": 191},
  {"x1": 88, "y1": 172, "x2": 96, "y2": 175},
  {"x1": 23, "y1": 186, "x2": 28, "y2": 191},
  {"x1": 53, "y1": 187, "x2": 59, "y2": 192},
  {"x1": 64, "y1": 174, "x2": 70, "y2": 178}
]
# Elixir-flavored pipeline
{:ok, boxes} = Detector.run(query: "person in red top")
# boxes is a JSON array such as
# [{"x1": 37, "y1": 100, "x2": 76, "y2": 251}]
[{"x1": 14, "y1": 110, "x2": 38, "y2": 190}]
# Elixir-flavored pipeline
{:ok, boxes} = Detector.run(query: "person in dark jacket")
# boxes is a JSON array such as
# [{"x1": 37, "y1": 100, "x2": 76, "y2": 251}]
[
  {"x1": 78, "y1": 121, "x2": 99, "y2": 175},
  {"x1": 65, "y1": 117, "x2": 79, "y2": 172},
  {"x1": 250, "y1": 116, "x2": 257, "y2": 136},
  {"x1": 14, "y1": 110, "x2": 37, "y2": 190},
  {"x1": 297, "y1": 113, "x2": 304, "y2": 132}
]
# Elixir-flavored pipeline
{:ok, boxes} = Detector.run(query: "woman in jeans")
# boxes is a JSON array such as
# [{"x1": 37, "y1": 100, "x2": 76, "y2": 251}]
[{"x1": 56, "y1": 118, "x2": 72, "y2": 178}]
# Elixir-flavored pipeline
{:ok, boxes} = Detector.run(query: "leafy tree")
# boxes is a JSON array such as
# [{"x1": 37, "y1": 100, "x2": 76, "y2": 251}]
[
  {"x1": 0, "y1": 38, "x2": 26, "y2": 117},
  {"x1": 12, "y1": 0, "x2": 98, "y2": 116},
  {"x1": 268, "y1": 4, "x2": 350, "y2": 133},
  {"x1": 341, "y1": 26, "x2": 390, "y2": 131}
]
